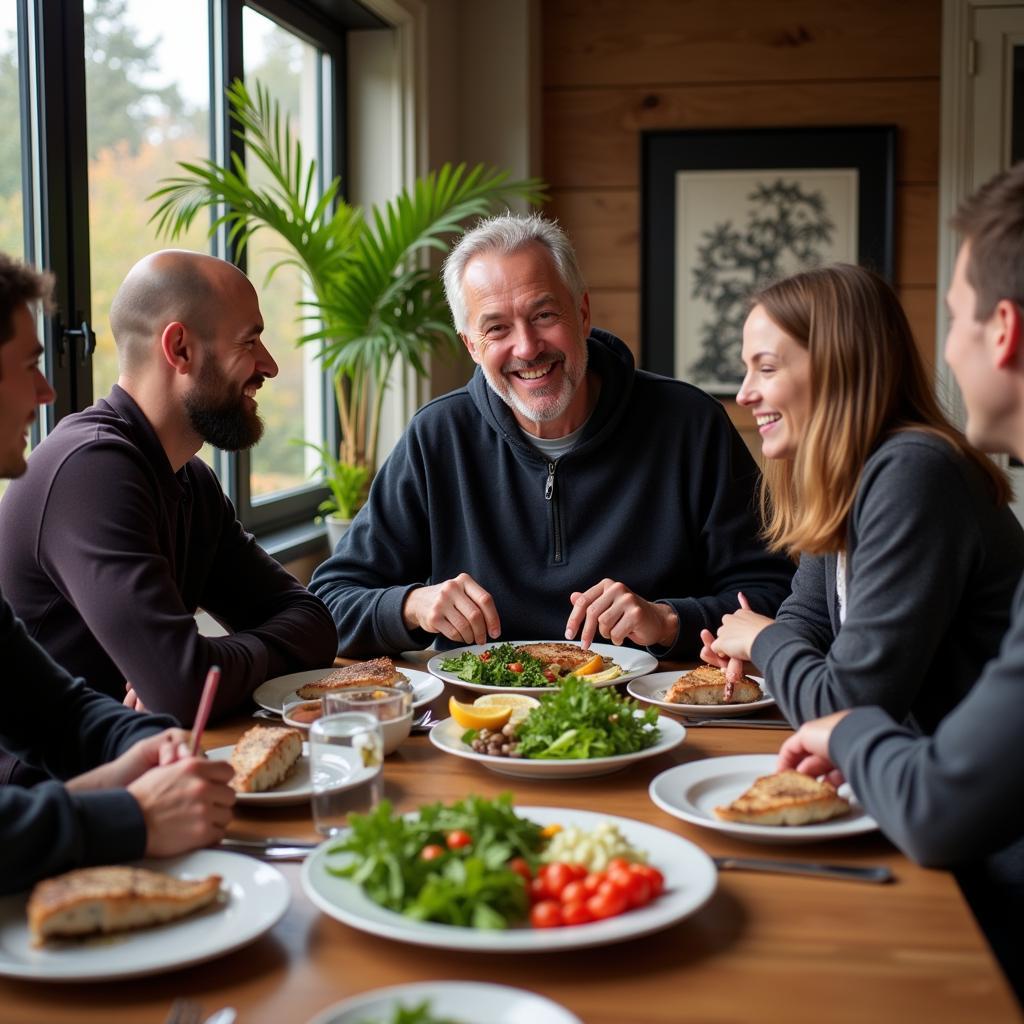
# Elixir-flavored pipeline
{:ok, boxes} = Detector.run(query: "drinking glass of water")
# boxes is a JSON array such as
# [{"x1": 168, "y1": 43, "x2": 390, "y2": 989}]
[{"x1": 309, "y1": 711, "x2": 383, "y2": 836}]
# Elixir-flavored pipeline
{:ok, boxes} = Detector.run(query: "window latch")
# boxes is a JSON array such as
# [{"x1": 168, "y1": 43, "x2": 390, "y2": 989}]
[{"x1": 59, "y1": 318, "x2": 97, "y2": 366}]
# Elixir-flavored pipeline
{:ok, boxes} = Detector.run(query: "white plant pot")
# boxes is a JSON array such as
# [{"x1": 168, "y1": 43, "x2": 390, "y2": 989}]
[{"x1": 324, "y1": 513, "x2": 353, "y2": 552}]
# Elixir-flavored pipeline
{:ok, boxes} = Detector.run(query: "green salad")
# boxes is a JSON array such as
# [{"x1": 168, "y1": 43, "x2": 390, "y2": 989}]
[
  {"x1": 326, "y1": 794, "x2": 544, "y2": 929},
  {"x1": 438, "y1": 643, "x2": 553, "y2": 688},
  {"x1": 465, "y1": 676, "x2": 660, "y2": 760},
  {"x1": 358, "y1": 1002, "x2": 463, "y2": 1024}
]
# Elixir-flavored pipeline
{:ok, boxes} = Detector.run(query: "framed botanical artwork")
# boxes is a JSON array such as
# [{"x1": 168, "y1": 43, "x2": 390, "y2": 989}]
[{"x1": 641, "y1": 126, "x2": 896, "y2": 395}]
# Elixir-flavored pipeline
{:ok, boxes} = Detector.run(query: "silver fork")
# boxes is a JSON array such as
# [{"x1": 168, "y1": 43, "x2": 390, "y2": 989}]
[
  {"x1": 411, "y1": 708, "x2": 437, "y2": 732},
  {"x1": 164, "y1": 999, "x2": 203, "y2": 1024}
]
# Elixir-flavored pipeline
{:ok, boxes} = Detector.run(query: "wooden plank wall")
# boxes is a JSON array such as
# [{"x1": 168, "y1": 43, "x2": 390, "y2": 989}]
[{"x1": 540, "y1": 0, "x2": 942, "y2": 449}]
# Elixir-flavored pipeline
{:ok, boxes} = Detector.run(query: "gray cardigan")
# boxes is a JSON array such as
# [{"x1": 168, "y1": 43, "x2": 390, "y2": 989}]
[{"x1": 751, "y1": 431, "x2": 1024, "y2": 732}]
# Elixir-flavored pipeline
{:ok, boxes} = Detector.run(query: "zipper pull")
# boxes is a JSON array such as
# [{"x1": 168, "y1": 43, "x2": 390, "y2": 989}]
[{"x1": 544, "y1": 461, "x2": 556, "y2": 501}]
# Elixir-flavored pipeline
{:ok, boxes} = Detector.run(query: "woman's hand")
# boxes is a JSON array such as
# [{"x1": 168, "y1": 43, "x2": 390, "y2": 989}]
[
  {"x1": 777, "y1": 711, "x2": 851, "y2": 787},
  {"x1": 712, "y1": 592, "x2": 775, "y2": 663}
]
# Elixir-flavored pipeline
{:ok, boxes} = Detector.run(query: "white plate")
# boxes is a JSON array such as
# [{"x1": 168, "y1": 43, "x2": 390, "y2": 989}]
[
  {"x1": 0, "y1": 850, "x2": 289, "y2": 981},
  {"x1": 207, "y1": 742, "x2": 313, "y2": 805},
  {"x1": 649, "y1": 755, "x2": 879, "y2": 845},
  {"x1": 427, "y1": 641, "x2": 658, "y2": 695},
  {"x1": 306, "y1": 980, "x2": 583, "y2": 1024},
  {"x1": 428, "y1": 715, "x2": 685, "y2": 779},
  {"x1": 253, "y1": 667, "x2": 443, "y2": 713},
  {"x1": 627, "y1": 670, "x2": 775, "y2": 718},
  {"x1": 301, "y1": 805, "x2": 716, "y2": 953}
]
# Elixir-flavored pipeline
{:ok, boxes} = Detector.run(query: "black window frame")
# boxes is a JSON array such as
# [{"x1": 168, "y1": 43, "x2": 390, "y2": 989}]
[{"x1": 14, "y1": 0, "x2": 386, "y2": 554}]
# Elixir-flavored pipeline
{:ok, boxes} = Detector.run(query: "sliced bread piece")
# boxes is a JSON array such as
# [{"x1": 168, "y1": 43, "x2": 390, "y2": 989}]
[
  {"x1": 714, "y1": 770, "x2": 850, "y2": 826},
  {"x1": 665, "y1": 665, "x2": 763, "y2": 705},
  {"x1": 229, "y1": 724, "x2": 303, "y2": 793},
  {"x1": 28, "y1": 866, "x2": 222, "y2": 946},
  {"x1": 296, "y1": 657, "x2": 406, "y2": 699}
]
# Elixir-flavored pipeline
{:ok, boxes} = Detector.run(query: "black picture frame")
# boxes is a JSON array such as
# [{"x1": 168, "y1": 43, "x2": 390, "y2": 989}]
[{"x1": 641, "y1": 126, "x2": 896, "y2": 394}]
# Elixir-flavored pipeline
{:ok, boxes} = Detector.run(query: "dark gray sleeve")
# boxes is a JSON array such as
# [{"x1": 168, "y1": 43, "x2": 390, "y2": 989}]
[
  {"x1": 0, "y1": 785, "x2": 146, "y2": 895},
  {"x1": 0, "y1": 594, "x2": 155, "y2": 892},
  {"x1": 648, "y1": 405, "x2": 795, "y2": 658},
  {"x1": 830, "y1": 593, "x2": 1024, "y2": 866},
  {"x1": 38, "y1": 447, "x2": 337, "y2": 724},
  {"x1": 0, "y1": 593, "x2": 176, "y2": 776},
  {"x1": 310, "y1": 431, "x2": 435, "y2": 656},
  {"x1": 750, "y1": 442, "x2": 979, "y2": 727}
]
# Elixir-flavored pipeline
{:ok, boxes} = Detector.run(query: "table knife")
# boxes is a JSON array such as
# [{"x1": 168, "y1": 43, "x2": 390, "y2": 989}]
[
  {"x1": 714, "y1": 855, "x2": 892, "y2": 883},
  {"x1": 680, "y1": 717, "x2": 791, "y2": 729}
]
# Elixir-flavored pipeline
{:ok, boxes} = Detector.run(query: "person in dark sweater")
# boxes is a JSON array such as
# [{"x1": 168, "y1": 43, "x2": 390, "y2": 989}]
[
  {"x1": 757, "y1": 165, "x2": 1024, "y2": 999},
  {"x1": 702, "y1": 264, "x2": 1024, "y2": 734},
  {"x1": 0, "y1": 254, "x2": 234, "y2": 893},
  {"x1": 310, "y1": 214, "x2": 794, "y2": 658},
  {"x1": 0, "y1": 250, "x2": 337, "y2": 728}
]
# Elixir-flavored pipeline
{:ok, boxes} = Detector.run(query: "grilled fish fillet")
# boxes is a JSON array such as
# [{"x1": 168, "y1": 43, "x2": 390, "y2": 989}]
[
  {"x1": 665, "y1": 665, "x2": 763, "y2": 705},
  {"x1": 296, "y1": 657, "x2": 407, "y2": 698},
  {"x1": 230, "y1": 724, "x2": 303, "y2": 793},
  {"x1": 28, "y1": 867, "x2": 222, "y2": 946},
  {"x1": 714, "y1": 770, "x2": 850, "y2": 826},
  {"x1": 515, "y1": 642, "x2": 592, "y2": 672}
]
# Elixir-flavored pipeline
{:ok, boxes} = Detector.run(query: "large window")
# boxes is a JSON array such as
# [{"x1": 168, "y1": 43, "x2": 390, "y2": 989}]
[{"x1": 7, "y1": 0, "x2": 384, "y2": 554}]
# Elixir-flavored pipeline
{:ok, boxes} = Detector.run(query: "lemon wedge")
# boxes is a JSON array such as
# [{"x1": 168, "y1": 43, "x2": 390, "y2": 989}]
[
  {"x1": 573, "y1": 654, "x2": 606, "y2": 676},
  {"x1": 474, "y1": 693, "x2": 540, "y2": 726},
  {"x1": 448, "y1": 696, "x2": 512, "y2": 731},
  {"x1": 577, "y1": 665, "x2": 622, "y2": 684}
]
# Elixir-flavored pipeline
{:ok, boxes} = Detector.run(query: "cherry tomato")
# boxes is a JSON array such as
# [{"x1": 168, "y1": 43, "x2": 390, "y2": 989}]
[
  {"x1": 507, "y1": 857, "x2": 533, "y2": 883},
  {"x1": 561, "y1": 900, "x2": 594, "y2": 926},
  {"x1": 607, "y1": 866, "x2": 651, "y2": 908},
  {"x1": 530, "y1": 900, "x2": 564, "y2": 929},
  {"x1": 631, "y1": 863, "x2": 665, "y2": 897},
  {"x1": 480, "y1": 650, "x2": 491, "y2": 662},
  {"x1": 529, "y1": 877, "x2": 549, "y2": 904},
  {"x1": 587, "y1": 884, "x2": 628, "y2": 920},
  {"x1": 560, "y1": 880, "x2": 588, "y2": 905},
  {"x1": 543, "y1": 670, "x2": 556, "y2": 682},
  {"x1": 420, "y1": 844, "x2": 445, "y2": 861},
  {"x1": 508, "y1": 662, "x2": 524, "y2": 674},
  {"x1": 582, "y1": 871, "x2": 605, "y2": 895},
  {"x1": 607, "y1": 858, "x2": 633, "y2": 874},
  {"x1": 446, "y1": 829, "x2": 472, "y2": 850},
  {"x1": 568, "y1": 863, "x2": 588, "y2": 881},
  {"x1": 540, "y1": 862, "x2": 575, "y2": 900}
]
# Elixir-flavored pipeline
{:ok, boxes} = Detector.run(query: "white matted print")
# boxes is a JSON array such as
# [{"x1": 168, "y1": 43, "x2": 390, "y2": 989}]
[{"x1": 674, "y1": 168, "x2": 858, "y2": 392}]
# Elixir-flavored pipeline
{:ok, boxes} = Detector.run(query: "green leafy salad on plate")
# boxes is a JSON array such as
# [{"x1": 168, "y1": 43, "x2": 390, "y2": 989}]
[{"x1": 463, "y1": 676, "x2": 660, "y2": 760}]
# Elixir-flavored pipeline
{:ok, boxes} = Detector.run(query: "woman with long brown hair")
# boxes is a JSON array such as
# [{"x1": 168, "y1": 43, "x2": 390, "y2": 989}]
[{"x1": 705, "y1": 263, "x2": 1024, "y2": 732}]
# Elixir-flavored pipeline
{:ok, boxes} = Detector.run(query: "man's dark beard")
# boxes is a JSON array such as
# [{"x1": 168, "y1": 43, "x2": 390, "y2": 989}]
[{"x1": 184, "y1": 361, "x2": 264, "y2": 451}]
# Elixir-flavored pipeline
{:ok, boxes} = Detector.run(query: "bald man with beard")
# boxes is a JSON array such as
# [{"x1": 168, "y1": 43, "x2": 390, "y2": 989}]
[{"x1": 0, "y1": 251, "x2": 336, "y2": 756}]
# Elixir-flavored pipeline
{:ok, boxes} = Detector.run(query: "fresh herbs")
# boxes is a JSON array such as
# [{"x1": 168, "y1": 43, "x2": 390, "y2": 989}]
[
  {"x1": 514, "y1": 677, "x2": 660, "y2": 760},
  {"x1": 326, "y1": 794, "x2": 545, "y2": 928},
  {"x1": 438, "y1": 643, "x2": 552, "y2": 688},
  {"x1": 358, "y1": 1001, "x2": 463, "y2": 1024}
]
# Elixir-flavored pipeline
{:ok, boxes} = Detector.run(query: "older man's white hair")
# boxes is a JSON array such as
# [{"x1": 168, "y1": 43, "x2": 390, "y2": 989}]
[{"x1": 442, "y1": 213, "x2": 587, "y2": 334}]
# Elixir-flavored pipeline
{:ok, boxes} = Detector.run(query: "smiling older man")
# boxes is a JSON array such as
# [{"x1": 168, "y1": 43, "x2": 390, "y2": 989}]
[
  {"x1": 0, "y1": 251, "x2": 336, "y2": 738},
  {"x1": 311, "y1": 214, "x2": 793, "y2": 658}
]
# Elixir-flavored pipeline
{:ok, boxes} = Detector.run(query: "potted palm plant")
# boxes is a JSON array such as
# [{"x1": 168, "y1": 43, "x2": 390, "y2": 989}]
[{"x1": 149, "y1": 79, "x2": 545, "y2": 525}]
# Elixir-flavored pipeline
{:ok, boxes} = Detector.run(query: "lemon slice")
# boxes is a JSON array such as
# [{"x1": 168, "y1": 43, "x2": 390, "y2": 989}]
[
  {"x1": 573, "y1": 654, "x2": 606, "y2": 676},
  {"x1": 448, "y1": 696, "x2": 512, "y2": 731},
  {"x1": 474, "y1": 693, "x2": 540, "y2": 726},
  {"x1": 577, "y1": 665, "x2": 622, "y2": 684}
]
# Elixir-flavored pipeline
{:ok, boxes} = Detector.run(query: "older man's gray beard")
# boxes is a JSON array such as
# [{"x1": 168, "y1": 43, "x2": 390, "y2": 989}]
[{"x1": 481, "y1": 348, "x2": 588, "y2": 425}]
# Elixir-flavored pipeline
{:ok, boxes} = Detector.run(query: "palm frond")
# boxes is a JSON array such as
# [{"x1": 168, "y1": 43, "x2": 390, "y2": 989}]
[{"x1": 146, "y1": 77, "x2": 547, "y2": 494}]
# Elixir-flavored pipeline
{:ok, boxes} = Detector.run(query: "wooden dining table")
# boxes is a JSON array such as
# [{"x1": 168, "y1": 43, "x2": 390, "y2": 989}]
[{"x1": 1, "y1": 659, "x2": 1021, "y2": 1024}]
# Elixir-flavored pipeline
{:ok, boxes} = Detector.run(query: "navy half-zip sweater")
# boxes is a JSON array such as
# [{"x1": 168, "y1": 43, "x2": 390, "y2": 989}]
[{"x1": 311, "y1": 329, "x2": 795, "y2": 658}]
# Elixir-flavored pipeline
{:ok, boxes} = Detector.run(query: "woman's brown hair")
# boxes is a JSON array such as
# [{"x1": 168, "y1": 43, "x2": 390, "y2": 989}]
[{"x1": 752, "y1": 263, "x2": 1010, "y2": 555}]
